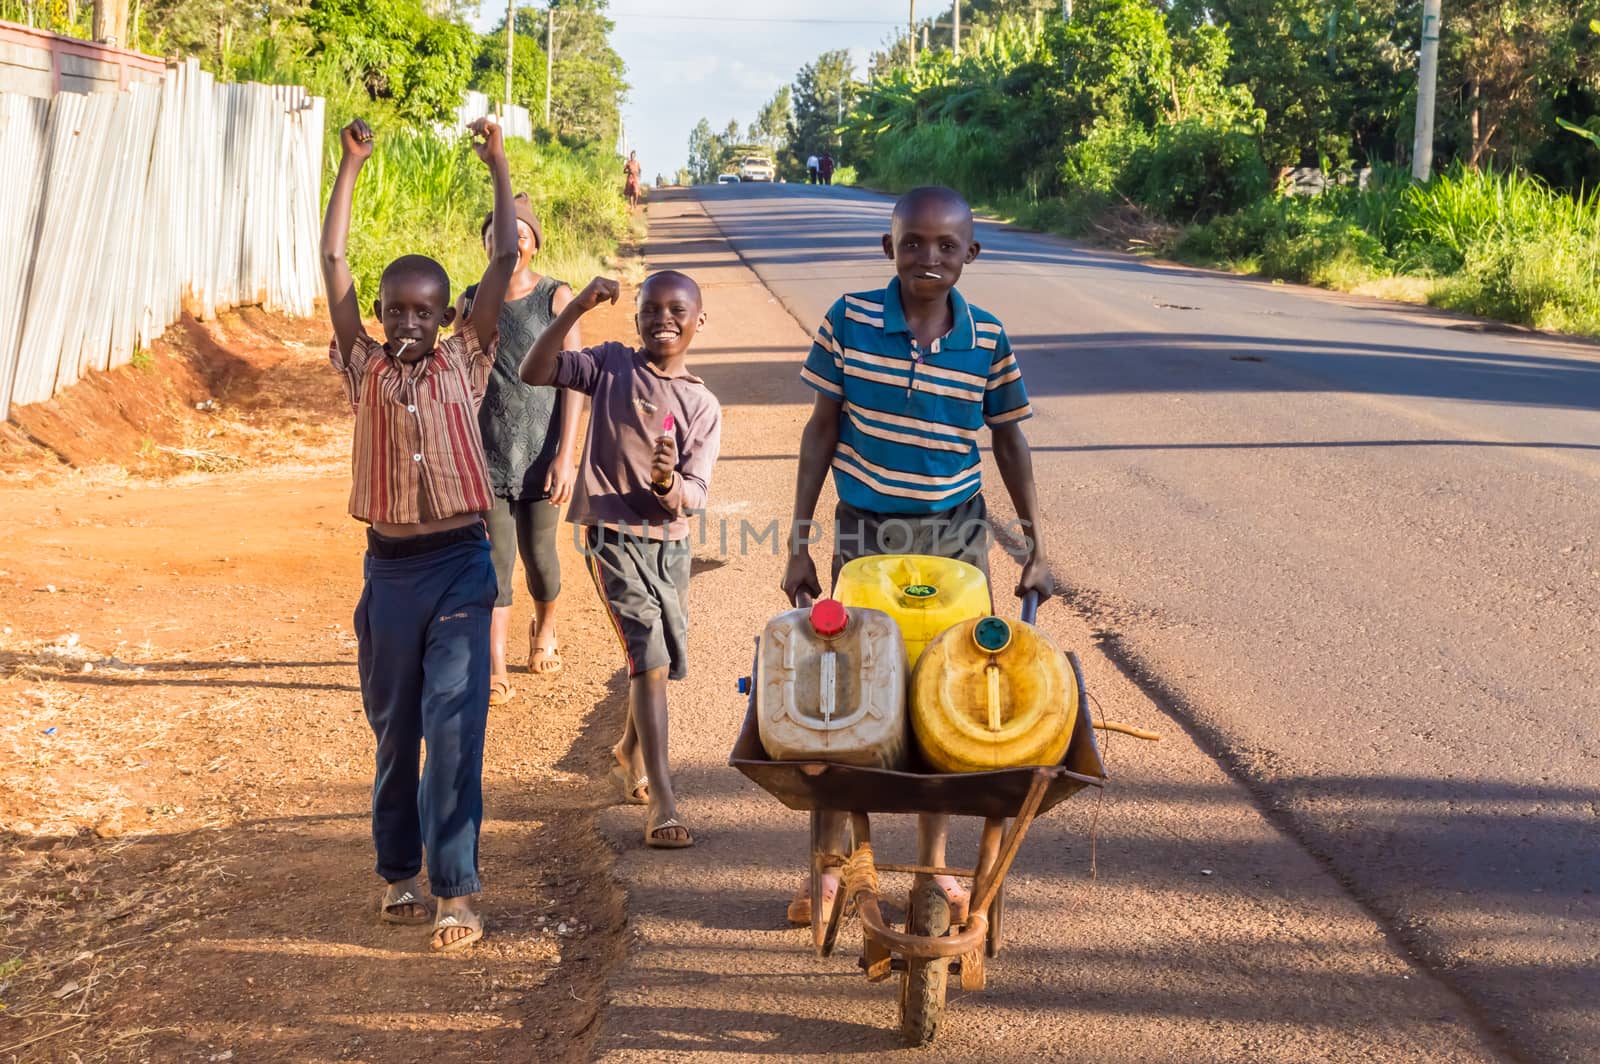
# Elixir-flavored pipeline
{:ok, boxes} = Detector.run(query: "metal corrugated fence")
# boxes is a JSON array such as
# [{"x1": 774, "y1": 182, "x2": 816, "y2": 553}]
[
  {"x1": 455, "y1": 92, "x2": 533, "y2": 143},
  {"x1": 0, "y1": 59, "x2": 324, "y2": 419}
]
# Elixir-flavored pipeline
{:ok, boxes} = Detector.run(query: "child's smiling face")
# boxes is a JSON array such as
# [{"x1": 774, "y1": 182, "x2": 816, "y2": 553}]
[
  {"x1": 882, "y1": 191, "x2": 981, "y2": 303},
  {"x1": 374, "y1": 263, "x2": 454, "y2": 364},
  {"x1": 635, "y1": 273, "x2": 705, "y2": 361}
]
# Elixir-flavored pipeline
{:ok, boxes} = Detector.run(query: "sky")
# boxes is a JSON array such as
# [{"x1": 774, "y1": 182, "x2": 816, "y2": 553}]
[{"x1": 476, "y1": 1, "x2": 923, "y2": 178}]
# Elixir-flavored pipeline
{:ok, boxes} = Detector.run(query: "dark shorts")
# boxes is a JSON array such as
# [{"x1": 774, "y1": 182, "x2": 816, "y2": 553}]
[
  {"x1": 582, "y1": 525, "x2": 692, "y2": 681},
  {"x1": 830, "y1": 492, "x2": 993, "y2": 584}
]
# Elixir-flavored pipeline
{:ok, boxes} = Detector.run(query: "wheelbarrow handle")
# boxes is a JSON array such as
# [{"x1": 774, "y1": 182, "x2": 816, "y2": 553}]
[{"x1": 1020, "y1": 590, "x2": 1040, "y2": 625}]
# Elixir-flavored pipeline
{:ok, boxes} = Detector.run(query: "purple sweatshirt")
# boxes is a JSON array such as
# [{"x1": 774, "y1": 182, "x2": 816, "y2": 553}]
[{"x1": 553, "y1": 342, "x2": 721, "y2": 541}]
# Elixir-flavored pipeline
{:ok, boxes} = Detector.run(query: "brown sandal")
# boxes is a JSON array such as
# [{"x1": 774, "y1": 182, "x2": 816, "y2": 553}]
[{"x1": 488, "y1": 676, "x2": 514, "y2": 705}]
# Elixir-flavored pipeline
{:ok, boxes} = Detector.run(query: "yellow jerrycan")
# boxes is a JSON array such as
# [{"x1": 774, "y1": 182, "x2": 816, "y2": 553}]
[
  {"x1": 756, "y1": 599, "x2": 909, "y2": 769},
  {"x1": 834, "y1": 555, "x2": 991, "y2": 667},
  {"x1": 910, "y1": 614, "x2": 1078, "y2": 773}
]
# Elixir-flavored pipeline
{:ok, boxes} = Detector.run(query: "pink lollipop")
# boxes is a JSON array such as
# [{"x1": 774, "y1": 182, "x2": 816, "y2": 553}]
[{"x1": 661, "y1": 413, "x2": 675, "y2": 434}]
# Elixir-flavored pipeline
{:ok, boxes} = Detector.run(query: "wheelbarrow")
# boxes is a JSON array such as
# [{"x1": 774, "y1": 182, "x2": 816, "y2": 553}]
[{"x1": 729, "y1": 593, "x2": 1109, "y2": 1046}]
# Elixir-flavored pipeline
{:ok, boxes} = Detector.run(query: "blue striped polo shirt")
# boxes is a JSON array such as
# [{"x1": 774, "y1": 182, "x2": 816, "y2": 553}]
[{"x1": 801, "y1": 278, "x2": 1032, "y2": 515}]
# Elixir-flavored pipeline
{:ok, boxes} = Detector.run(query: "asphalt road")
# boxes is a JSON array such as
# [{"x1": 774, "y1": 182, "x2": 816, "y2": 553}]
[{"x1": 663, "y1": 182, "x2": 1599, "y2": 1062}]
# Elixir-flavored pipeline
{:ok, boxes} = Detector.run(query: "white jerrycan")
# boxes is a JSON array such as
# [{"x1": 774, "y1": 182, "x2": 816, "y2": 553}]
[{"x1": 756, "y1": 599, "x2": 908, "y2": 769}]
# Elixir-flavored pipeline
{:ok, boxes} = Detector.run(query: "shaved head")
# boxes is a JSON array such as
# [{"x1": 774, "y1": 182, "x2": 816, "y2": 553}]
[
  {"x1": 639, "y1": 269, "x2": 702, "y2": 309},
  {"x1": 892, "y1": 186, "x2": 974, "y2": 234},
  {"x1": 380, "y1": 254, "x2": 451, "y2": 307}
]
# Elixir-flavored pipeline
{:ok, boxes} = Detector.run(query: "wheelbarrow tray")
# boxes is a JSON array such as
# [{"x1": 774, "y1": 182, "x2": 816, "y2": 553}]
[{"x1": 729, "y1": 650, "x2": 1107, "y2": 819}]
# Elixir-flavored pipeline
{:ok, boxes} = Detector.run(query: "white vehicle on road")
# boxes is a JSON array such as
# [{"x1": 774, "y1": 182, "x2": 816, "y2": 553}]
[{"x1": 738, "y1": 155, "x2": 776, "y2": 182}]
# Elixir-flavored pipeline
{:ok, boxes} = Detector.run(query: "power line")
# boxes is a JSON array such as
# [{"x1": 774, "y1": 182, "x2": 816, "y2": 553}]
[{"x1": 607, "y1": 12, "x2": 906, "y2": 24}]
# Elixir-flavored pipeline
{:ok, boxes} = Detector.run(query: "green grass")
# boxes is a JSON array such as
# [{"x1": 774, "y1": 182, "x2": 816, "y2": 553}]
[
  {"x1": 337, "y1": 132, "x2": 629, "y2": 305},
  {"x1": 1176, "y1": 166, "x2": 1600, "y2": 335}
]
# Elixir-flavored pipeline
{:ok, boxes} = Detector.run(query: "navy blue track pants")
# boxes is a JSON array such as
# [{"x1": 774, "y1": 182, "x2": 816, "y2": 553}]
[{"x1": 354, "y1": 531, "x2": 496, "y2": 898}]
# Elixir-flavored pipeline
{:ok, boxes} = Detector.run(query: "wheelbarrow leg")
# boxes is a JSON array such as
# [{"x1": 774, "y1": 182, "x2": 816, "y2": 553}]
[
  {"x1": 975, "y1": 817, "x2": 1006, "y2": 959},
  {"x1": 809, "y1": 809, "x2": 846, "y2": 957}
]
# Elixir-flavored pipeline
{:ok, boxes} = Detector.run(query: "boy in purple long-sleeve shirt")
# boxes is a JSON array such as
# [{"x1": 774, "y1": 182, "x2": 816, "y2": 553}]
[{"x1": 521, "y1": 271, "x2": 721, "y2": 849}]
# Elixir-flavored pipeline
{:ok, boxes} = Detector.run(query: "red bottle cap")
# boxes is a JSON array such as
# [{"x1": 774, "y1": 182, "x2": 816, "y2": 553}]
[{"x1": 809, "y1": 598, "x2": 848, "y2": 637}]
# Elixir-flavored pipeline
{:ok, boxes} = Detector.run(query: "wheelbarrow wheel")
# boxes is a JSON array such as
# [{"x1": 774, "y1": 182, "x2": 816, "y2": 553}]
[
  {"x1": 985, "y1": 881, "x2": 1005, "y2": 959},
  {"x1": 898, "y1": 879, "x2": 951, "y2": 1047}
]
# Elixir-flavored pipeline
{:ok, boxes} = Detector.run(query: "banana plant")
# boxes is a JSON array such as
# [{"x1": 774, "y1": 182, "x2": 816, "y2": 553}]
[{"x1": 1557, "y1": 117, "x2": 1600, "y2": 155}]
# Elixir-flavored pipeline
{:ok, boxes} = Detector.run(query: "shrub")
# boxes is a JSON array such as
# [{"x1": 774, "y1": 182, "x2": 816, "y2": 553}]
[
  {"x1": 1432, "y1": 230, "x2": 1600, "y2": 333},
  {"x1": 1177, "y1": 196, "x2": 1389, "y2": 286},
  {"x1": 865, "y1": 119, "x2": 1014, "y2": 201},
  {"x1": 1127, "y1": 118, "x2": 1269, "y2": 222}
]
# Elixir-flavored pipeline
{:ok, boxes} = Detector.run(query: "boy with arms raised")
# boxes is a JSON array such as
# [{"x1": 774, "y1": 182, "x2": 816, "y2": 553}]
[
  {"x1": 322, "y1": 116, "x2": 517, "y2": 951},
  {"x1": 521, "y1": 271, "x2": 721, "y2": 849},
  {"x1": 780, "y1": 185, "x2": 1051, "y2": 923}
]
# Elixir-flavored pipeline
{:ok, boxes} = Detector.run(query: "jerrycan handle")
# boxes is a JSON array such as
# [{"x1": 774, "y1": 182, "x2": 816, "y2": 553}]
[{"x1": 1020, "y1": 590, "x2": 1040, "y2": 624}]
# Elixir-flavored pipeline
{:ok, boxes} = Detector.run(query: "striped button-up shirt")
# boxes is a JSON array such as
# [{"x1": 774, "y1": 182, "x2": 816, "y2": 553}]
[
  {"x1": 329, "y1": 330, "x2": 497, "y2": 524},
  {"x1": 802, "y1": 278, "x2": 1032, "y2": 515}
]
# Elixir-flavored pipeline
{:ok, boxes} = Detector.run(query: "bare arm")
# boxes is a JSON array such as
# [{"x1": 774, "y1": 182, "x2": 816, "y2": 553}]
[
  {"x1": 321, "y1": 120, "x2": 373, "y2": 363},
  {"x1": 464, "y1": 119, "x2": 519, "y2": 352},
  {"x1": 552, "y1": 284, "x2": 585, "y2": 454},
  {"x1": 520, "y1": 277, "x2": 617, "y2": 386},
  {"x1": 990, "y1": 421, "x2": 1052, "y2": 598},
  {"x1": 543, "y1": 284, "x2": 585, "y2": 505},
  {"x1": 781, "y1": 392, "x2": 842, "y2": 603}
]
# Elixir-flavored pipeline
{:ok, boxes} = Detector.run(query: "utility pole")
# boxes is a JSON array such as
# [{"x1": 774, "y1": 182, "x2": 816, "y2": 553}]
[
  {"x1": 92, "y1": 0, "x2": 127, "y2": 46},
  {"x1": 1411, "y1": 0, "x2": 1442, "y2": 181},
  {"x1": 545, "y1": 2, "x2": 555, "y2": 129},
  {"x1": 503, "y1": 0, "x2": 514, "y2": 109},
  {"x1": 1062, "y1": 0, "x2": 1072, "y2": 20},
  {"x1": 952, "y1": 0, "x2": 960, "y2": 56},
  {"x1": 909, "y1": 0, "x2": 916, "y2": 68}
]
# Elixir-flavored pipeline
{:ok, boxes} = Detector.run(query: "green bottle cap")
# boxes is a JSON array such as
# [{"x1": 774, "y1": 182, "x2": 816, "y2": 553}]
[
  {"x1": 973, "y1": 617, "x2": 1012, "y2": 654},
  {"x1": 902, "y1": 584, "x2": 937, "y2": 598}
]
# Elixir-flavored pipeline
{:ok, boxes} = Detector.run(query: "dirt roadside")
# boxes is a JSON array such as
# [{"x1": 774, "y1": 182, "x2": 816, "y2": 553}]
[{"x1": 1, "y1": 297, "x2": 642, "y2": 1061}]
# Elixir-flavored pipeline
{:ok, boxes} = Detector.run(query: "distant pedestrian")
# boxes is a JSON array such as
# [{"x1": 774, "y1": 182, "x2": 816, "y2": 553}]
[
  {"x1": 320, "y1": 116, "x2": 517, "y2": 953},
  {"x1": 457, "y1": 193, "x2": 584, "y2": 703},
  {"x1": 519, "y1": 272, "x2": 723, "y2": 850},
  {"x1": 819, "y1": 152, "x2": 835, "y2": 186},
  {"x1": 624, "y1": 151, "x2": 643, "y2": 211},
  {"x1": 806, "y1": 153, "x2": 820, "y2": 184}
]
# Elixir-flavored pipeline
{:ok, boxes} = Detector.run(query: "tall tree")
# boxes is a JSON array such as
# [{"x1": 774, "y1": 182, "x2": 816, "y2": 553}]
[
  {"x1": 687, "y1": 117, "x2": 740, "y2": 182},
  {"x1": 545, "y1": 0, "x2": 628, "y2": 146},
  {"x1": 752, "y1": 85, "x2": 793, "y2": 156},
  {"x1": 1438, "y1": 0, "x2": 1600, "y2": 168},
  {"x1": 788, "y1": 49, "x2": 859, "y2": 173},
  {"x1": 1205, "y1": 0, "x2": 1419, "y2": 169},
  {"x1": 472, "y1": 12, "x2": 549, "y2": 115}
]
